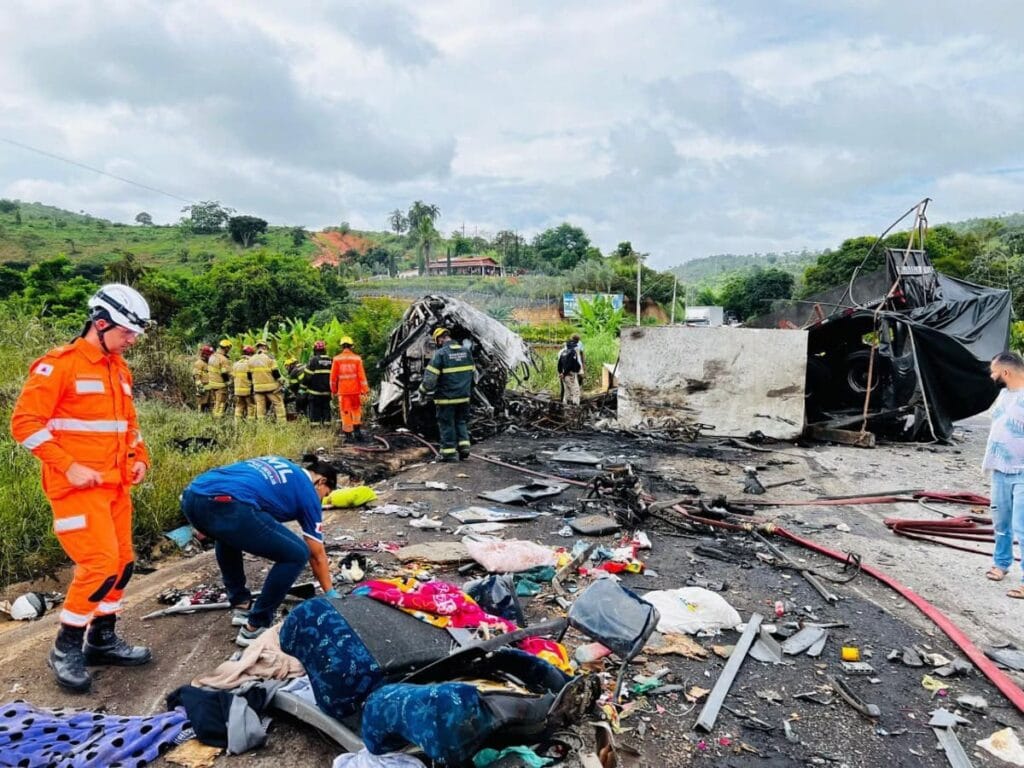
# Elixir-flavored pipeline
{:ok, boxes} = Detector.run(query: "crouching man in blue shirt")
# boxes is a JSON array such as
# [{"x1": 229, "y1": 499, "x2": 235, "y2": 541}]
[{"x1": 181, "y1": 456, "x2": 338, "y2": 646}]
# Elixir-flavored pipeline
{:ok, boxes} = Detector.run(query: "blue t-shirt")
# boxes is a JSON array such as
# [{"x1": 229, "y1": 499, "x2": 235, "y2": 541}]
[
  {"x1": 186, "y1": 456, "x2": 324, "y2": 541},
  {"x1": 983, "y1": 390, "x2": 1024, "y2": 473}
]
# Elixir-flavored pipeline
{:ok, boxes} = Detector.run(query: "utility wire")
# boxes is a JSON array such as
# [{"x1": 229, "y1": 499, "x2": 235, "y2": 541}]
[{"x1": 1, "y1": 137, "x2": 194, "y2": 205}]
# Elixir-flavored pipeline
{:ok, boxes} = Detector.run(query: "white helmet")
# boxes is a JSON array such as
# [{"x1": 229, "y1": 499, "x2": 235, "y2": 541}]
[{"x1": 88, "y1": 284, "x2": 152, "y2": 334}]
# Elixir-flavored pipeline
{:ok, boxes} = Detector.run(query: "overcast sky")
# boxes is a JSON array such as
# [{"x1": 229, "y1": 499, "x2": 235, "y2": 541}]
[{"x1": 1, "y1": 1, "x2": 1022, "y2": 268}]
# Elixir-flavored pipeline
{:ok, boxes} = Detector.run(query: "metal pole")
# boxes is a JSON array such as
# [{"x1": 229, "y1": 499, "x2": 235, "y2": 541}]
[
  {"x1": 635, "y1": 255, "x2": 643, "y2": 326},
  {"x1": 670, "y1": 276, "x2": 677, "y2": 325}
]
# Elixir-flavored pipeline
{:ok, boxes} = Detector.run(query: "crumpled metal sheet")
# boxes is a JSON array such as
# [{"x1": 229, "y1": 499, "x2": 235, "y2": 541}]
[{"x1": 375, "y1": 295, "x2": 537, "y2": 427}]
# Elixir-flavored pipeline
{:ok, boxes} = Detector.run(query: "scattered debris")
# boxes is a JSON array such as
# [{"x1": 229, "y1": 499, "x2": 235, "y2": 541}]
[
  {"x1": 829, "y1": 676, "x2": 881, "y2": 720},
  {"x1": 449, "y1": 507, "x2": 540, "y2": 524},
  {"x1": 479, "y1": 482, "x2": 567, "y2": 505},
  {"x1": 781, "y1": 627, "x2": 828, "y2": 656},
  {"x1": 977, "y1": 728, "x2": 1024, "y2": 766}
]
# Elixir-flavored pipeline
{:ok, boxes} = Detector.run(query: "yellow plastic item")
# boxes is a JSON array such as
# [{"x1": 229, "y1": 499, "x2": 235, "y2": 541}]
[
  {"x1": 841, "y1": 646, "x2": 860, "y2": 662},
  {"x1": 324, "y1": 486, "x2": 378, "y2": 509}
]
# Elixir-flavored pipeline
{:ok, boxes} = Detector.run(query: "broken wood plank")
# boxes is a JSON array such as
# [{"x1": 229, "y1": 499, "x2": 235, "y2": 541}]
[{"x1": 805, "y1": 425, "x2": 876, "y2": 448}]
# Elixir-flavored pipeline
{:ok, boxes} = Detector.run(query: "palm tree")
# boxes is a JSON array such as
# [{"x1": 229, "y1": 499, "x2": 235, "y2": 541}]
[
  {"x1": 415, "y1": 217, "x2": 437, "y2": 275},
  {"x1": 407, "y1": 201, "x2": 441, "y2": 232}
]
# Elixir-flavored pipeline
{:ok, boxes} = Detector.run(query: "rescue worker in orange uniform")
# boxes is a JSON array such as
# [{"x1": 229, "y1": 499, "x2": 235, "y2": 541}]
[
  {"x1": 330, "y1": 335, "x2": 369, "y2": 440},
  {"x1": 11, "y1": 284, "x2": 153, "y2": 692}
]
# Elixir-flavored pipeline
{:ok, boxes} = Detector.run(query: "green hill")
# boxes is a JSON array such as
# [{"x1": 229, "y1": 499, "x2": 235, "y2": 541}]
[
  {"x1": 669, "y1": 250, "x2": 818, "y2": 288},
  {"x1": 0, "y1": 200, "x2": 316, "y2": 272}
]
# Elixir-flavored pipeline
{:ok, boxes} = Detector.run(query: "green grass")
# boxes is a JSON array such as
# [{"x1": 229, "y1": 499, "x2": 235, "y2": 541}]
[{"x1": 515, "y1": 332, "x2": 619, "y2": 396}]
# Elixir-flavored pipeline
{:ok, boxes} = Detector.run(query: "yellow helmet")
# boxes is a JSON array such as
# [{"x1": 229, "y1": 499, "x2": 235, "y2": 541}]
[
  {"x1": 285, "y1": 356, "x2": 297, "y2": 366},
  {"x1": 432, "y1": 327, "x2": 449, "y2": 341},
  {"x1": 219, "y1": 338, "x2": 233, "y2": 348},
  {"x1": 340, "y1": 335, "x2": 354, "y2": 347}
]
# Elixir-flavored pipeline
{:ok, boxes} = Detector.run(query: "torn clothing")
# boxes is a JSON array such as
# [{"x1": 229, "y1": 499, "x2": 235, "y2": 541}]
[
  {"x1": 420, "y1": 341, "x2": 475, "y2": 405},
  {"x1": 192, "y1": 624, "x2": 304, "y2": 690}
]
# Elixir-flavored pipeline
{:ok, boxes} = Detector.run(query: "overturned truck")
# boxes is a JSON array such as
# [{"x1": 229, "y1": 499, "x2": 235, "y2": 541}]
[
  {"x1": 376, "y1": 295, "x2": 538, "y2": 435},
  {"x1": 751, "y1": 245, "x2": 1010, "y2": 442}
]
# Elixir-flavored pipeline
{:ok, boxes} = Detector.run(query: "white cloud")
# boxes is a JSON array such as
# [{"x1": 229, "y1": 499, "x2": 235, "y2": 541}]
[{"x1": 0, "y1": 0, "x2": 1021, "y2": 267}]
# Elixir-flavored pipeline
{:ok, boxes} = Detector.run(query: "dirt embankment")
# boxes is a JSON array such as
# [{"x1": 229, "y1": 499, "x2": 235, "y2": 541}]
[{"x1": 311, "y1": 231, "x2": 372, "y2": 268}]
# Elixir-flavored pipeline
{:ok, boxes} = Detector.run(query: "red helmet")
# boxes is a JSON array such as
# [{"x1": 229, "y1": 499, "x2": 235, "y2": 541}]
[
  {"x1": 313, "y1": 340, "x2": 326, "y2": 352},
  {"x1": 200, "y1": 344, "x2": 214, "y2": 357},
  {"x1": 242, "y1": 345, "x2": 255, "y2": 356}
]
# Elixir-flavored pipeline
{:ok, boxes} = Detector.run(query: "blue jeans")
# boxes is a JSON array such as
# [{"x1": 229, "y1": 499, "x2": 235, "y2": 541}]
[
  {"x1": 181, "y1": 490, "x2": 309, "y2": 627},
  {"x1": 990, "y1": 470, "x2": 1024, "y2": 577}
]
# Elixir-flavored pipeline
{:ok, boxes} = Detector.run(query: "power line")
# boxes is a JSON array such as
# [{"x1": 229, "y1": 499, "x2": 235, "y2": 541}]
[{"x1": 1, "y1": 137, "x2": 194, "y2": 205}]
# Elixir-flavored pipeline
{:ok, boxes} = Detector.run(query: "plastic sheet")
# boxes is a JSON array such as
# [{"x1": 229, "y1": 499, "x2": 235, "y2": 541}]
[
  {"x1": 465, "y1": 574, "x2": 525, "y2": 627},
  {"x1": 642, "y1": 587, "x2": 741, "y2": 635},
  {"x1": 568, "y1": 580, "x2": 658, "y2": 660}
]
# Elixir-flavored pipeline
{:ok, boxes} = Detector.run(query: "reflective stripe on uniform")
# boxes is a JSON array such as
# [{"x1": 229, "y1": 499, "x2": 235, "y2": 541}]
[
  {"x1": 48, "y1": 418, "x2": 128, "y2": 433},
  {"x1": 435, "y1": 397, "x2": 470, "y2": 405},
  {"x1": 458, "y1": 441, "x2": 471, "y2": 447},
  {"x1": 54, "y1": 515, "x2": 87, "y2": 533},
  {"x1": 425, "y1": 365, "x2": 440, "y2": 374},
  {"x1": 21, "y1": 428, "x2": 54, "y2": 449},
  {"x1": 440, "y1": 447, "x2": 457, "y2": 454},
  {"x1": 441, "y1": 365, "x2": 475, "y2": 374},
  {"x1": 95, "y1": 600, "x2": 122, "y2": 614},
  {"x1": 59, "y1": 608, "x2": 92, "y2": 627}
]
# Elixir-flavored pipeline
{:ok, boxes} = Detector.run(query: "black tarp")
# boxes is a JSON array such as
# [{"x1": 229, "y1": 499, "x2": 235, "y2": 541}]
[{"x1": 806, "y1": 268, "x2": 1010, "y2": 441}]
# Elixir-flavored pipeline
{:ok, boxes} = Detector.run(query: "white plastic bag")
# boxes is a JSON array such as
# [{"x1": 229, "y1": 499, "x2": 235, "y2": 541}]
[{"x1": 642, "y1": 587, "x2": 741, "y2": 635}]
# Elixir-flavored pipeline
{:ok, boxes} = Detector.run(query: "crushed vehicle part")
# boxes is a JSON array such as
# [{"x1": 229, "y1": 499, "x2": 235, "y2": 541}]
[
  {"x1": 750, "y1": 628, "x2": 789, "y2": 665},
  {"x1": 781, "y1": 626, "x2": 828, "y2": 656},
  {"x1": 479, "y1": 482, "x2": 567, "y2": 505},
  {"x1": 376, "y1": 295, "x2": 538, "y2": 434},
  {"x1": 933, "y1": 726, "x2": 975, "y2": 768},
  {"x1": 449, "y1": 507, "x2": 541, "y2": 524},
  {"x1": 840, "y1": 661, "x2": 875, "y2": 675},
  {"x1": 984, "y1": 646, "x2": 1024, "y2": 672},
  {"x1": 568, "y1": 514, "x2": 620, "y2": 536},
  {"x1": 829, "y1": 676, "x2": 881, "y2": 720},
  {"x1": 694, "y1": 612, "x2": 764, "y2": 733},
  {"x1": 742, "y1": 468, "x2": 766, "y2": 495},
  {"x1": 617, "y1": 326, "x2": 807, "y2": 440},
  {"x1": 751, "y1": 201, "x2": 1010, "y2": 443}
]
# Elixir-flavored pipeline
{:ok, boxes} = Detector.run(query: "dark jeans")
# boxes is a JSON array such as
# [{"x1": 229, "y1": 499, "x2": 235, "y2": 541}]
[
  {"x1": 437, "y1": 402, "x2": 471, "y2": 457},
  {"x1": 181, "y1": 490, "x2": 308, "y2": 628},
  {"x1": 306, "y1": 394, "x2": 332, "y2": 424}
]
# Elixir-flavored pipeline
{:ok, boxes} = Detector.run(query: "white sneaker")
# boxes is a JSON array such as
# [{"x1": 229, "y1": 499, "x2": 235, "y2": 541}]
[
  {"x1": 235, "y1": 625, "x2": 267, "y2": 648},
  {"x1": 230, "y1": 608, "x2": 250, "y2": 627}
]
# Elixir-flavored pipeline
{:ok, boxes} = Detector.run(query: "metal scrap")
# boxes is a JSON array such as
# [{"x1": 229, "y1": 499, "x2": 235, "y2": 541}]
[
  {"x1": 694, "y1": 612, "x2": 764, "y2": 733},
  {"x1": 829, "y1": 676, "x2": 881, "y2": 720}
]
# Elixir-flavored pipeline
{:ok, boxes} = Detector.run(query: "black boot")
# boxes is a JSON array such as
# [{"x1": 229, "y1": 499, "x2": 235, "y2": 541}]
[
  {"x1": 353, "y1": 426, "x2": 365, "y2": 443},
  {"x1": 83, "y1": 615, "x2": 152, "y2": 667},
  {"x1": 49, "y1": 625, "x2": 91, "y2": 692}
]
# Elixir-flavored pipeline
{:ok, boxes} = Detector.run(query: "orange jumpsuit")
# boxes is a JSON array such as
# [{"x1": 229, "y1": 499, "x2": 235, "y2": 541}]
[
  {"x1": 330, "y1": 349, "x2": 369, "y2": 433},
  {"x1": 10, "y1": 337, "x2": 149, "y2": 627}
]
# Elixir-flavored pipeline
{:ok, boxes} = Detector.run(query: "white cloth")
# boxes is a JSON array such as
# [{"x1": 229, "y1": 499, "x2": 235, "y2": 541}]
[{"x1": 333, "y1": 749, "x2": 425, "y2": 767}]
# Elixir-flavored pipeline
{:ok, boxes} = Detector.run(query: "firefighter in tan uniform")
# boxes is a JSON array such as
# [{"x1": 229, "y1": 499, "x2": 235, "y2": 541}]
[
  {"x1": 11, "y1": 284, "x2": 153, "y2": 692},
  {"x1": 250, "y1": 341, "x2": 286, "y2": 420},
  {"x1": 192, "y1": 344, "x2": 213, "y2": 412},
  {"x1": 206, "y1": 340, "x2": 233, "y2": 416},
  {"x1": 233, "y1": 346, "x2": 255, "y2": 421}
]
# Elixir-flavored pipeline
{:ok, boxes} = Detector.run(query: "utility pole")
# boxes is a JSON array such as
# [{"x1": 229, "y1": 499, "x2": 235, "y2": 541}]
[
  {"x1": 670, "y1": 276, "x2": 677, "y2": 325},
  {"x1": 635, "y1": 254, "x2": 643, "y2": 326}
]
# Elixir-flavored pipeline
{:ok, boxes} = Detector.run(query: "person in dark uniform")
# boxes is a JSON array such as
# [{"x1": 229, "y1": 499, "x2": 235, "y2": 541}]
[
  {"x1": 300, "y1": 340, "x2": 333, "y2": 425},
  {"x1": 419, "y1": 327, "x2": 476, "y2": 462}
]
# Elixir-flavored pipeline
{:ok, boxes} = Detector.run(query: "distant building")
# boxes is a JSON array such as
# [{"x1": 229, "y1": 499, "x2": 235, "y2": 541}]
[{"x1": 426, "y1": 256, "x2": 501, "y2": 276}]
